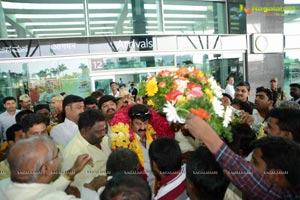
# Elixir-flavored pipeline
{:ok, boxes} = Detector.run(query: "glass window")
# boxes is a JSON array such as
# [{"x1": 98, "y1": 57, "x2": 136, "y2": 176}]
[
  {"x1": 176, "y1": 52, "x2": 245, "y2": 88},
  {"x1": 162, "y1": 0, "x2": 227, "y2": 34}
]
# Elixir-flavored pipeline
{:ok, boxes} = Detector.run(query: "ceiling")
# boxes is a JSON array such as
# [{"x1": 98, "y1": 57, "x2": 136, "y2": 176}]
[
  {"x1": 1, "y1": 0, "x2": 299, "y2": 39},
  {"x1": 1, "y1": 0, "x2": 220, "y2": 38}
]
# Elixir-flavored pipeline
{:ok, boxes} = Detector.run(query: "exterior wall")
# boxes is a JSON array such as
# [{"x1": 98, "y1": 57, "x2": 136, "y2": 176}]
[{"x1": 246, "y1": 0, "x2": 285, "y2": 100}]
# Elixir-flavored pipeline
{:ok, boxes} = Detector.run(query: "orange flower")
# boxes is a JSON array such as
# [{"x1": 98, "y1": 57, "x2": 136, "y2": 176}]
[{"x1": 190, "y1": 108, "x2": 211, "y2": 120}]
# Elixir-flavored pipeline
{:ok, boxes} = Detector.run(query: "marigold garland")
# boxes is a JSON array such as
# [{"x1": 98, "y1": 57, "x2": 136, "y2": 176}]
[{"x1": 109, "y1": 105, "x2": 174, "y2": 166}]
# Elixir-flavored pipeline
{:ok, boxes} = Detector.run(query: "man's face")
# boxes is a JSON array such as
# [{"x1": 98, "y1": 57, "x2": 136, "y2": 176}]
[
  {"x1": 228, "y1": 77, "x2": 234, "y2": 85},
  {"x1": 4, "y1": 100, "x2": 17, "y2": 113},
  {"x1": 131, "y1": 118, "x2": 149, "y2": 138},
  {"x1": 14, "y1": 129, "x2": 26, "y2": 142},
  {"x1": 251, "y1": 148, "x2": 267, "y2": 175},
  {"x1": 20, "y1": 100, "x2": 31, "y2": 110},
  {"x1": 290, "y1": 86, "x2": 300, "y2": 98},
  {"x1": 26, "y1": 123, "x2": 48, "y2": 138},
  {"x1": 51, "y1": 100, "x2": 62, "y2": 111},
  {"x1": 84, "y1": 121, "x2": 107, "y2": 145},
  {"x1": 264, "y1": 117, "x2": 293, "y2": 140},
  {"x1": 66, "y1": 102, "x2": 85, "y2": 123},
  {"x1": 110, "y1": 83, "x2": 118, "y2": 91},
  {"x1": 234, "y1": 86, "x2": 249, "y2": 102},
  {"x1": 270, "y1": 80, "x2": 277, "y2": 90},
  {"x1": 100, "y1": 101, "x2": 117, "y2": 119},
  {"x1": 255, "y1": 91, "x2": 272, "y2": 111},
  {"x1": 221, "y1": 96, "x2": 231, "y2": 107}
]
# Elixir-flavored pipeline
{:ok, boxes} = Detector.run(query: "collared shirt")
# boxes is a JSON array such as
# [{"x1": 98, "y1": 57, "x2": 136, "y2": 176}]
[
  {"x1": 215, "y1": 144, "x2": 300, "y2": 200},
  {"x1": 62, "y1": 132, "x2": 109, "y2": 189},
  {"x1": 155, "y1": 164, "x2": 187, "y2": 200},
  {"x1": 50, "y1": 118, "x2": 79, "y2": 147},
  {"x1": 0, "y1": 110, "x2": 20, "y2": 140}
]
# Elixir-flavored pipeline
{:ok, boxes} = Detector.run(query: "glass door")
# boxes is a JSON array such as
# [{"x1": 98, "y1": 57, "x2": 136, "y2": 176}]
[{"x1": 91, "y1": 75, "x2": 114, "y2": 95}]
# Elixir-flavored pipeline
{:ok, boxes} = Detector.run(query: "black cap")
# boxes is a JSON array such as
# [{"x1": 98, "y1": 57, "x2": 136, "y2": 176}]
[
  {"x1": 222, "y1": 93, "x2": 233, "y2": 102},
  {"x1": 290, "y1": 83, "x2": 300, "y2": 89},
  {"x1": 98, "y1": 95, "x2": 117, "y2": 108}
]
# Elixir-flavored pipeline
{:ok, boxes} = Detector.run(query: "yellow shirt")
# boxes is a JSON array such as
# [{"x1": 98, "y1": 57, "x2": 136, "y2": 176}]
[
  {"x1": 61, "y1": 133, "x2": 109, "y2": 188},
  {"x1": 0, "y1": 159, "x2": 10, "y2": 180}
]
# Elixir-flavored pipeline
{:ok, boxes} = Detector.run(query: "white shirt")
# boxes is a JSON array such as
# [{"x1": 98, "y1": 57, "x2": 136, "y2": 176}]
[
  {"x1": 62, "y1": 133, "x2": 109, "y2": 189},
  {"x1": 0, "y1": 110, "x2": 20, "y2": 140},
  {"x1": 0, "y1": 178, "x2": 79, "y2": 200},
  {"x1": 50, "y1": 118, "x2": 79, "y2": 147},
  {"x1": 135, "y1": 134, "x2": 155, "y2": 192},
  {"x1": 225, "y1": 84, "x2": 235, "y2": 99},
  {"x1": 109, "y1": 91, "x2": 119, "y2": 97}
]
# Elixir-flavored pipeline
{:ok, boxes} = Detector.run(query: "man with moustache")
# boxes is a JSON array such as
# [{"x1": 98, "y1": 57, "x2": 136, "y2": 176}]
[
  {"x1": 233, "y1": 81, "x2": 255, "y2": 114},
  {"x1": 98, "y1": 95, "x2": 118, "y2": 149}
]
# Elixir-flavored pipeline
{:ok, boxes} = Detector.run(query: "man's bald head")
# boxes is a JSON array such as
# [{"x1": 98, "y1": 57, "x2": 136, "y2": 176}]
[{"x1": 8, "y1": 136, "x2": 56, "y2": 183}]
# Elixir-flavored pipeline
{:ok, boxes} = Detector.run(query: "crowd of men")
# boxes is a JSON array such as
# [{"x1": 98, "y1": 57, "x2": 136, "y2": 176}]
[{"x1": 0, "y1": 77, "x2": 299, "y2": 200}]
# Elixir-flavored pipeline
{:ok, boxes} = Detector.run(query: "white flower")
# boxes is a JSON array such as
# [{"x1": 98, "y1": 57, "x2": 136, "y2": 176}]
[
  {"x1": 163, "y1": 101, "x2": 186, "y2": 123},
  {"x1": 175, "y1": 79, "x2": 189, "y2": 93},
  {"x1": 223, "y1": 106, "x2": 233, "y2": 127},
  {"x1": 208, "y1": 77, "x2": 223, "y2": 98},
  {"x1": 212, "y1": 97, "x2": 224, "y2": 117}
]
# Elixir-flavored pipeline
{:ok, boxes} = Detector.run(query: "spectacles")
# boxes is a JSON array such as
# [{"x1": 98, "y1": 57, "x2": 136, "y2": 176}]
[{"x1": 39, "y1": 148, "x2": 61, "y2": 172}]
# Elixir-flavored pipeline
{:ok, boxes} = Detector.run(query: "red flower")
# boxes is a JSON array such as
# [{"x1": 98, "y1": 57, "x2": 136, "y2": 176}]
[{"x1": 166, "y1": 90, "x2": 183, "y2": 101}]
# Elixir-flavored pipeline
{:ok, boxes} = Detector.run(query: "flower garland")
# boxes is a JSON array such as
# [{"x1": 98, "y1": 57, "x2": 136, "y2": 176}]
[
  {"x1": 109, "y1": 105, "x2": 174, "y2": 167},
  {"x1": 138, "y1": 67, "x2": 233, "y2": 142}
]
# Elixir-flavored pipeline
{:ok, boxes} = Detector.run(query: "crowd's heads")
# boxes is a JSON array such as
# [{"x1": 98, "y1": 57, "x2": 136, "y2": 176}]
[
  {"x1": 231, "y1": 99, "x2": 253, "y2": 114},
  {"x1": 255, "y1": 86, "x2": 277, "y2": 108},
  {"x1": 84, "y1": 96, "x2": 98, "y2": 110},
  {"x1": 251, "y1": 136, "x2": 300, "y2": 187},
  {"x1": 128, "y1": 104, "x2": 151, "y2": 138},
  {"x1": 228, "y1": 123, "x2": 256, "y2": 157},
  {"x1": 20, "y1": 113, "x2": 48, "y2": 137},
  {"x1": 8, "y1": 136, "x2": 60, "y2": 183},
  {"x1": 3, "y1": 96, "x2": 17, "y2": 113},
  {"x1": 234, "y1": 81, "x2": 251, "y2": 102},
  {"x1": 290, "y1": 83, "x2": 300, "y2": 99},
  {"x1": 265, "y1": 108, "x2": 300, "y2": 142},
  {"x1": 15, "y1": 110, "x2": 34, "y2": 124},
  {"x1": 186, "y1": 146, "x2": 229, "y2": 200},
  {"x1": 98, "y1": 95, "x2": 117, "y2": 120},
  {"x1": 19, "y1": 94, "x2": 31, "y2": 110},
  {"x1": 128, "y1": 104, "x2": 151, "y2": 122},
  {"x1": 221, "y1": 93, "x2": 232, "y2": 107},
  {"x1": 6, "y1": 124, "x2": 25, "y2": 147},
  {"x1": 62, "y1": 95, "x2": 84, "y2": 123},
  {"x1": 100, "y1": 173, "x2": 152, "y2": 200},
  {"x1": 106, "y1": 148, "x2": 139, "y2": 176},
  {"x1": 149, "y1": 137, "x2": 182, "y2": 179},
  {"x1": 78, "y1": 109, "x2": 106, "y2": 145}
]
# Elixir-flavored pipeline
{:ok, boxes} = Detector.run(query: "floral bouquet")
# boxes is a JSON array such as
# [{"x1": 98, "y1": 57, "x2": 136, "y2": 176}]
[{"x1": 138, "y1": 67, "x2": 233, "y2": 142}]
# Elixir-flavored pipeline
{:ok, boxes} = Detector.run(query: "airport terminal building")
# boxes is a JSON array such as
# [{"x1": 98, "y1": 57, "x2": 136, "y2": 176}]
[{"x1": 0, "y1": 0, "x2": 299, "y2": 103}]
